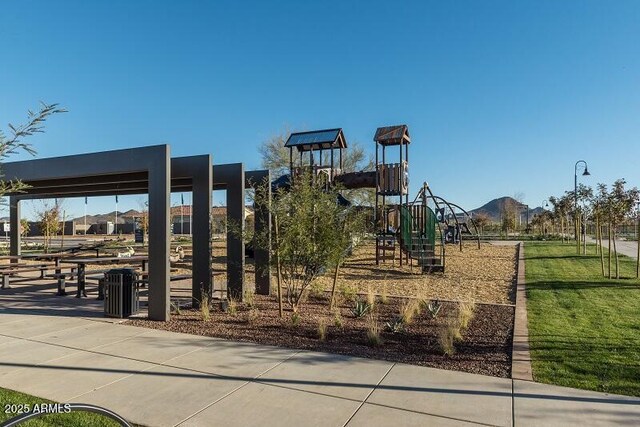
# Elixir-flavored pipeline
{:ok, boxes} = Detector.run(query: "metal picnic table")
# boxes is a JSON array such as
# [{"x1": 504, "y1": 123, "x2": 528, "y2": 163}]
[{"x1": 60, "y1": 255, "x2": 148, "y2": 298}]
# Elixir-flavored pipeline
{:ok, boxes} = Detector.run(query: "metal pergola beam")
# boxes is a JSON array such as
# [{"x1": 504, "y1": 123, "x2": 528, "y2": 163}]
[
  {"x1": 3, "y1": 145, "x2": 172, "y2": 321},
  {"x1": 8, "y1": 154, "x2": 214, "y2": 311}
]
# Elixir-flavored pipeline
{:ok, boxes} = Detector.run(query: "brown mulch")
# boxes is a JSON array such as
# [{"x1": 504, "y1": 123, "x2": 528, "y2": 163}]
[
  {"x1": 128, "y1": 294, "x2": 514, "y2": 378},
  {"x1": 314, "y1": 241, "x2": 517, "y2": 304}
]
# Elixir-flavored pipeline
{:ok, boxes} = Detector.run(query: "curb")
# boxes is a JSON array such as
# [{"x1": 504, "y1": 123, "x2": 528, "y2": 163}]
[{"x1": 511, "y1": 242, "x2": 533, "y2": 381}]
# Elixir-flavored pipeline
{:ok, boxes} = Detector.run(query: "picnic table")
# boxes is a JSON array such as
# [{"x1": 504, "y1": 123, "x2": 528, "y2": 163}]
[
  {"x1": 22, "y1": 253, "x2": 75, "y2": 274},
  {"x1": 60, "y1": 255, "x2": 148, "y2": 298},
  {"x1": 0, "y1": 255, "x2": 22, "y2": 263}
]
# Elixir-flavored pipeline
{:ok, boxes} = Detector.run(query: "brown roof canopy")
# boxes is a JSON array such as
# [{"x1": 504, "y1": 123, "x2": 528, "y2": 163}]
[{"x1": 373, "y1": 125, "x2": 411, "y2": 146}]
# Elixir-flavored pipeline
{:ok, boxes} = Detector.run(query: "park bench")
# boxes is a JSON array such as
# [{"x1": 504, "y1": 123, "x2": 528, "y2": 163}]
[
  {"x1": 135, "y1": 273, "x2": 192, "y2": 287},
  {"x1": 0, "y1": 264, "x2": 56, "y2": 290},
  {"x1": 45, "y1": 269, "x2": 108, "y2": 296}
]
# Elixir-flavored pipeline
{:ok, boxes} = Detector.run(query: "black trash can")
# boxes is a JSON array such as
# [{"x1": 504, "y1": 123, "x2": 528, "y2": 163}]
[{"x1": 104, "y1": 268, "x2": 139, "y2": 318}]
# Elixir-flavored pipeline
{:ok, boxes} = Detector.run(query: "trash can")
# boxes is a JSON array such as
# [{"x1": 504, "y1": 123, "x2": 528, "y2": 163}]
[{"x1": 104, "y1": 268, "x2": 139, "y2": 318}]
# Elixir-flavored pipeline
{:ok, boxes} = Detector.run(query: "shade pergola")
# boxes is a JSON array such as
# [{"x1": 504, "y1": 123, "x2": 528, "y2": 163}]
[{"x1": 3, "y1": 145, "x2": 173, "y2": 321}]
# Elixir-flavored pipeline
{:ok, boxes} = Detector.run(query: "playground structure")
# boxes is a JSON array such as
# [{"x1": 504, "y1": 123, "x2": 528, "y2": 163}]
[{"x1": 280, "y1": 125, "x2": 481, "y2": 274}]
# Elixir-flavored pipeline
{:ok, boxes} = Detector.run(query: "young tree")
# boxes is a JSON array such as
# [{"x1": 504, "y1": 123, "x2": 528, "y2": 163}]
[
  {"x1": 0, "y1": 103, "x2": 66, "y2": 196},
  {"x1": 20, "y1": 218, "x2": 30, "y2": 238},
  {"x1": 472, "y1": 212, "x2": 491, "y2": 236},
  {"x1": 35, "y1": 200, "x2": 62, "y2": 252},
  {"x1": 500, "y1": 199, "x2": 517, "y2": 237},
  {"x1": 549, "y1": 195, "x2": 572, "y2": 243},
  {"x1": 592, "y1": 184, "x2": 608, "y2": 276},
  {"x1": 606, "y1": 179, "x2": 639, "y2": 279},
  {"x1": 256, "y1": 177, "x2": 364, "y2": 314}
]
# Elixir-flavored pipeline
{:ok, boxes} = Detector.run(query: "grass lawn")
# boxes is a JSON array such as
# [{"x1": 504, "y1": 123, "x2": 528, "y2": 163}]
[
  {"x1": 525, "y1": 241, "x2": 640, "y2": 396},
  {"x1": 0, "y1": 387, "x2": 131, "y2": 426}
]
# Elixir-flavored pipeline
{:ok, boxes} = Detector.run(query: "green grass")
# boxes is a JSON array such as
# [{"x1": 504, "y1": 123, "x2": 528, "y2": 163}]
[
  {"x1": 0, "y1": 387, "x2": 131, "y2": 426},
  {"x1": 525, "y1": 242, "x2": 640, "y2": 396}
]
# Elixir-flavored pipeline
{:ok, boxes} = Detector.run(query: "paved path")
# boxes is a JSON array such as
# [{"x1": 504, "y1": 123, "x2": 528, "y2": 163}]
[
  {"x1": 586, "y1": 237, "x2": 639, "y2": 260},
  {"x1": 0, "y1": 313, "x2": 638, "y2": 426}
]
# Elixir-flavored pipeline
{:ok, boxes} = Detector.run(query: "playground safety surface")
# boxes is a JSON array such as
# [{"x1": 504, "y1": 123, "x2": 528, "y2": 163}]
[{"x1": 313, "y1": 240, "x2": 517, "y2": 305}]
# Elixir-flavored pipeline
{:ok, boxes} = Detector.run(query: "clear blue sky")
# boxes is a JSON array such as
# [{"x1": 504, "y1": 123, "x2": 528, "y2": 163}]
[{"x1": 1, "y1": 0, "x2": 639, "y2": 220}]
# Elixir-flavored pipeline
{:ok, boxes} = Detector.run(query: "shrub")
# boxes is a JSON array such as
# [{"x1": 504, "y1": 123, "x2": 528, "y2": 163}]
[
  {"x1": 332, "y1": 310, "x2": 344, "y2": 328},
  {"x1": 385, "y1": 315, "x2": 405, "y2": 333},
  {"x1": 458, "y1": 301, "x2": 476, "y2": 330},
  {"x1": 291, "y1": 311, "x2": 301, "y2": 326},
  {"x1": 244, "y1": 289, "x2": 255, "y2": 308},
  {"x1": 309, "y1": 282, "x2": 326, "y2": 300},
  {"x1": 246, "y1": 307, "x2": 259, "y2": 324},
  {"x1": 366, "y1": 285, "x2": 376, "y2": 308},
  {"x1": 380, "y1": 284, "x2": 389, "y2": 305},
  {"x1": 400, "y1": 298, "x2": 421, "y2": 324},
  {"x1": 201, "y1": 291, "x2": 211, "y2": 322},
  {"x1": 227, "y1": 297, "x2": 238, "y2": 316},
  {"x1": 170, "y1": 300, "x2": 182, "y2": 316},
  {"x1": 317, "y1": 318, "x2": 327, "y2": 341},
  {"x1": 366, "y1": 313, "x2": 383, "y2": 347},
  {"x1": 339, "y1": 283, "x2": 358, "y2": 303},
  {"x1": 426, "y1": 300, "x2": 442, "y2": 319},
  {"x1": 438, "y1": 323, "x2": 457, "y2": 356},
  {"x1": 351, "y1": 300, "x2": 371, "y2": 318}
]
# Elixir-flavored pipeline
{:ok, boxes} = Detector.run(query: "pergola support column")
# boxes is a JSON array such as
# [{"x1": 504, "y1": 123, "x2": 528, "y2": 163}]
[
  {"x1": 191, "y1": 156, "x2": 213, "y2": 306},
  {"x1": 246, "y1": 170, "x2": 271, "y2": 295},
  {"x1": 9, "y1": 197, "x2": 21, "y2": 262},
  {"x1": 147, "y1": 147, "x2": 171, "y2": 321}
]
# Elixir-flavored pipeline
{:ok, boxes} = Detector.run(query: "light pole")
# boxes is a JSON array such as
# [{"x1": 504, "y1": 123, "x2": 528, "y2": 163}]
[
  {"x1": 574, "y1": 160, "x2": 590, "y2": 253},
  {"x1": 541, "y1": 199, "x2": 549, "y2": 236}
]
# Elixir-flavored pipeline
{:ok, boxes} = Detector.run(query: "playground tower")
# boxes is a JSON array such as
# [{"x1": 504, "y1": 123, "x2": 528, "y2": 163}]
[
  {"x1": 284, "y1": 128, "x2": 347, "y2": 186},
  {"x1": 374, "y1": 125, "x2": 410, "y2": 265}
]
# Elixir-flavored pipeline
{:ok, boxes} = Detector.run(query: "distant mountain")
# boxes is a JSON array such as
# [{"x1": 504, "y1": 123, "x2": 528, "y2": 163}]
[
  {"x1": 469, "y1": 197, "x2": 543, "y2": 222},
  {"x1": 71, "y1": 209, "x2": 141, "y2": 224}
]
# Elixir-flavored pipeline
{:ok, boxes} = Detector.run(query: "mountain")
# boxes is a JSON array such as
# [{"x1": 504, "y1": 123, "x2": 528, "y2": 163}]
[
  {"x1": 71, "y1": 209, "x2": 141, "y2": 224},
  {"x1": 469, "y1": 197, "x2": 543, "y2": 222}
]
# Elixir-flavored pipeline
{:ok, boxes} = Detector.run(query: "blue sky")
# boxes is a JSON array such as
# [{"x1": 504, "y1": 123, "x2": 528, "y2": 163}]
[{"x1": 1, "y1": 0, "x2": 639, "y2": 220}]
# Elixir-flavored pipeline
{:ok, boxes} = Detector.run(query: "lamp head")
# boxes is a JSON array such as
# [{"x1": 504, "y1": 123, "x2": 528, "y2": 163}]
[{"x1": 582, "y1": 166, "x2": 590, "y2": 176}]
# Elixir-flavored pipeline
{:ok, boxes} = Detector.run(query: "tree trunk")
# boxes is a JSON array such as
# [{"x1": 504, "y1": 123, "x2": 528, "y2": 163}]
[
  {"x1": 273, "y1": 213, "x2": 283, "y2": 318},
  {"x1": 608, "y1": 223, "x2": 612, "y2": 279},
  {"x1": 576, "y1": 216, "x2": 580, "y2": 254},
  {"x1": 329, "y1": 261, "x2": 341, "y2": 310},
  {"x1": 637, "y1": 219, "x2": 640, "y2": 279},
  {"x1": 597, "y1": 219, "x2": 605, "y2": 277},
  {"x1": 613, "y1": 226, "x2": 619, "y2": 279}
]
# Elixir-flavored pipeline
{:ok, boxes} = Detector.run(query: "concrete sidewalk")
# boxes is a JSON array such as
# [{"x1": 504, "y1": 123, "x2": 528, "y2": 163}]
[
  {"x1": 0, "y1": 313, "x2": 638, "y2": 427},
  {"x1": 586, "y1": 237, "x2": 639, "y2": 260}
]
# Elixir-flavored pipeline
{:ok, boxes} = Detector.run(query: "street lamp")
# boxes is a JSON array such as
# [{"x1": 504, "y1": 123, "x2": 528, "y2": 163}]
[
  {"x1": 574, "y1": 160, "x2": 590, "y2": 211},
  {"x1": 574, "y1": 160, "x2": 590, "y2": 252}
]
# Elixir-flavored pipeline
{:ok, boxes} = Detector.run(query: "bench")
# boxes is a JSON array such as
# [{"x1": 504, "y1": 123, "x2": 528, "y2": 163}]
[
  {"x1": 135, "y1": 273, "x2": 192, "y2": 287},
  {"x1": 0, "y1": 262, "x2": 48, "y2": 270},
  {"x1": 45, "y1": 270, "x2": 107, "y2": 296},
  {"x1": 0, "y1": 264, "x2": 58, "y2": 290}
]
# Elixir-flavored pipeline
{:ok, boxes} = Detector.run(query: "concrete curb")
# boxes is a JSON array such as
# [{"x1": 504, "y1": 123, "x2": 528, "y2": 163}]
[{"x1": 511, "y1": 242, "x2": 533, "y2": 381}]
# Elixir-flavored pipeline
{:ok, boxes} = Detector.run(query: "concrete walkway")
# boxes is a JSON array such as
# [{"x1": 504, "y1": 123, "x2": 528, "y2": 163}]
[
  {"x1": 0, "y1": 314, "x2": 639, "y2": 426},
  {"x1": 586, "y1": 237, "x2": 639, "y2": 260}
]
